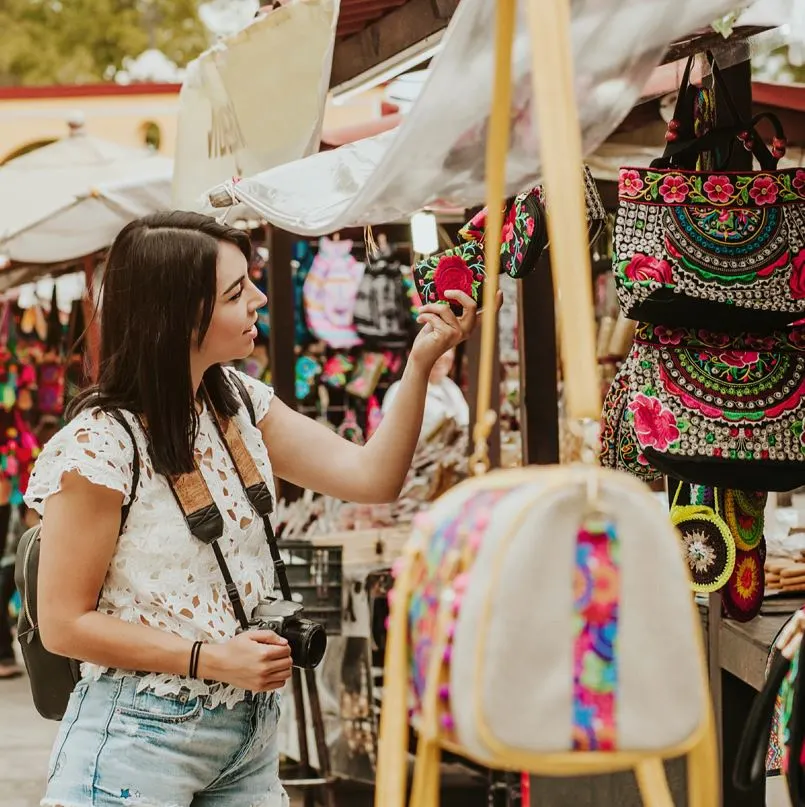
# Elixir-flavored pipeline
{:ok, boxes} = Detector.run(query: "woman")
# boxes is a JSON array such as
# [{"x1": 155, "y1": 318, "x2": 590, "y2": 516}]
[
  {"x1": 27, "y1": 212, "x2": 493, "y2": 807},
  {"x1": 381, "y1": 346, "x2": 469, "y2": 444}
]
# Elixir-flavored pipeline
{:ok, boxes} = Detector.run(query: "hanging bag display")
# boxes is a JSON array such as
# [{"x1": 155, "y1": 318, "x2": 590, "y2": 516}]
[
  {"x1": 602, "y1": 321, "x2": 805, "y2": 491},
  {"x1": 613, "y1": 53, "x2": 804, "y2": 332},
  {"x1": 413, "y1": 167, "x2": 606, "y2": 312},
  {"x1": 374, "y1": 4, "x2": 717, "y2": 806}
]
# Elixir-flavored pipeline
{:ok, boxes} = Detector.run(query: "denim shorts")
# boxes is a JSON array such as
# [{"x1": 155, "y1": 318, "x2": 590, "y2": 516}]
[{"x1": 42, "y1": 674, "x2": 288, "y2": 807}]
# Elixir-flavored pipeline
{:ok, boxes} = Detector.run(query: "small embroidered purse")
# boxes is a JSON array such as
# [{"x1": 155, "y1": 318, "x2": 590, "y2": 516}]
[{"x1": 414, "y1": 166, "x2": 605, "y2": 312}]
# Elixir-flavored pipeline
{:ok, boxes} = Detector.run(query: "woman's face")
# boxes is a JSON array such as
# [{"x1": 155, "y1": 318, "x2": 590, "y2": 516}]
[{"x1": 196, "y1": 240, "x2": 267, "y2": 367}]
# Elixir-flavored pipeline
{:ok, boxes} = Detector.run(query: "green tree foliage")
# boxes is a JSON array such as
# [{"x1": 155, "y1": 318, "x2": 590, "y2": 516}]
[{"x1": 0, "y1": 0, "x2": 209, "y2": 86}]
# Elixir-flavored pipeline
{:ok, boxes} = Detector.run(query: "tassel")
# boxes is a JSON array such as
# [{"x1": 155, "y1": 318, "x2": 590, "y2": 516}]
[{"x1": 364, "y1": 226, "x2": 380, "y2": 260}]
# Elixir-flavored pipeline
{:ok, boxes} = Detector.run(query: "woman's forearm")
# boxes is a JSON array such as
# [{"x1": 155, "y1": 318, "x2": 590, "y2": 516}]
[
  {"x1": 42, "y1": 611, "x2": 221, "y2": 681},
  {"x1": 360, "y1": 356, "x2": 430, "y2": 500}
]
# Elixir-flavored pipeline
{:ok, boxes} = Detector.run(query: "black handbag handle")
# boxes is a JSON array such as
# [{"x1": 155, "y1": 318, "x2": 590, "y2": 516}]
[
  {"x1": 733, "y1": 649, "x2": 791, "y2": 791},
  {"x1": 652, "y1": 52, "x2": 786, "y2": 172},
  {"x1": 788, "y1": 634, "x2": 805, "y2": 805}
]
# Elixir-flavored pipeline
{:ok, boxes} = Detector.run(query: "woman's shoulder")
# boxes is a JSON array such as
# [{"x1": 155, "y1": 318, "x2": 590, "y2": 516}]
[
  {"x1": 225, "y1": 367, "x2": 275, "y2": 424},
  {"x1": 25, "y1": 406, "x2": 139, "y2": 514},
  {"x1": 52, "y1": 406, "x2": 137, "y2": 449}
]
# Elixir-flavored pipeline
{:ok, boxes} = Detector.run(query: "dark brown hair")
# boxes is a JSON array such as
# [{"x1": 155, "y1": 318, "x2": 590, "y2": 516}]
[{"x1": 69, "y1": 211, "x2": 252, "y2": 475}]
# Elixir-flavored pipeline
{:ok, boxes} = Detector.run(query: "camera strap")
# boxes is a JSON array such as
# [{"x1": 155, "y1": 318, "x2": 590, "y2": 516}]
[{"x1": 154, "y1": 375, "x2": 292, "y2": 635}]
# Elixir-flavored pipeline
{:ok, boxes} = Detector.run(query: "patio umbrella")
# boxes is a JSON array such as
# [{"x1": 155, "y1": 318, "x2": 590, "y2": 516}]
[{"x1": 0, "y1": 130, "x2": 172, "y2": 265}]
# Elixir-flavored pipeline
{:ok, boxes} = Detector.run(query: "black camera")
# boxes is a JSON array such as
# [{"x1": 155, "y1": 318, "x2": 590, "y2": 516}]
[{"x1": 250, "y1": 598, "x2": 327, "y2": 669}]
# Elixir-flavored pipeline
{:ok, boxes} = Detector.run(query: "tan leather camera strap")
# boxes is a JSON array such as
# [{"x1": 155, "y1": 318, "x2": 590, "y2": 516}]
[{"x1": 138, "y1": 377, "x2": 290, "y2": 633}]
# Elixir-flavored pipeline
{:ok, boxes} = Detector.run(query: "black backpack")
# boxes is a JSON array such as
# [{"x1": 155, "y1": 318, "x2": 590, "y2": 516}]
[{"x1": 15, "y1": 375, "x2": 257, "y2": 720}]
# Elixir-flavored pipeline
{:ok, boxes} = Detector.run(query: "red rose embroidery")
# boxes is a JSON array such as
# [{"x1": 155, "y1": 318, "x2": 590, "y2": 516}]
[
  {"x1": 624, "y1": 254, "x2": 673, "y2": 284},
  {"x1": 653, "y1": 325, "x2": 686, "y2": 345},
  {"x1": 628, "y1": 393, "x2": 680, "y2": 452},
  {"x1": 702, "y1": 175, "x2": 734, "y2": 204},
  {"x1": 619, "y1": 169, "x2": 644, "y2": 196},
  {"x1": 434, "y1": 254, "x2": 475, "y2": 300},
  {"x1": 794, "y1": 169, "x2": 805, "y2": 193},
  {"x1": 790, "y1": 329, "x2": 805, "y2": 349},
  {"x1": 658, "y1": 175, "x2": 689, "y2": 203},
  {"x1": 749, "y1": 176, "x2": 778, "y2": 206},
  {"x1": 717, "y1": 350, "x2": 760, "y2": 368},
  {"x1": 501, "y1": 204, "x2": 518, "y2": 245},
  {"x1": 790, "y1": 250, "x2": 805, "y2": 300},
  {"x1": 745, "y1": 334, "x2": 777, "y2": 351}
]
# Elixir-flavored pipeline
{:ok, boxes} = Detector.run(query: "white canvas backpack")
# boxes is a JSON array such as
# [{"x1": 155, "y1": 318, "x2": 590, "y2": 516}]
[{"x1": 374, "y1": 2, "x2": 718, "y2": 805}]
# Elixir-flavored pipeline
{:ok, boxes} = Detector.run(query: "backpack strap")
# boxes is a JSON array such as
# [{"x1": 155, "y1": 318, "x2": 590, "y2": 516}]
[
  {"x1": 108, "y1": 409, "x2": 140, "y2": 529},
  {"x1": 227, "y1": 370, "x2": 256, "y2": 428}
]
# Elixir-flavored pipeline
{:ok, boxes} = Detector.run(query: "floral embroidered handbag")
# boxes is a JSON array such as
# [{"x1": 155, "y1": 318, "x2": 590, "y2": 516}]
[
  {"x1": 613, "y1": 54, "x2": 802, "y2": 332},
  {"x1": 605, "y1": 322, "x2": 805, "y2": 491},
  {"x1": 599, "y1": 372, "x2": 662, "y2": 483}
]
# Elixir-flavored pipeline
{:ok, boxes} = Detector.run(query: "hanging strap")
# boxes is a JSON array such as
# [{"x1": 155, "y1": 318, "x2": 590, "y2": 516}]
[
  {"x1": 467, "y1": 0, "x2": 516, "y2": 475},
  {"x1": 525, "y1": 0, "x2": 601, "y2": 446},
  {"x1": 652, "y1": 52, "x2": 785, "y2": 172}
]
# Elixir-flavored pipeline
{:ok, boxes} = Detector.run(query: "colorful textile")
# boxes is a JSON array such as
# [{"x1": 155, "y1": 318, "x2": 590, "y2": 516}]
[
  {"x1": 572, "y1": 519, "x2": 619, "y2": 752},
  {"x1": 406, "y1": 489, "x2": 510, "y2": 717},
  {"x1": 303, "y1": 237, "x2": 364, "y2": 349}
]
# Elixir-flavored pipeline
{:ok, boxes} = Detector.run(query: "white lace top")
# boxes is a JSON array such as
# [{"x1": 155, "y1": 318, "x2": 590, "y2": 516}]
[{"x1": 25, "y1": 369, "x2": 276, "y2": 709}]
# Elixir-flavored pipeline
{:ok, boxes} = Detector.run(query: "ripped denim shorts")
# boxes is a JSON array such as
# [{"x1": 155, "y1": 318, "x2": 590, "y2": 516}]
[{"x1": 42, "y1": 674, "x2": 288, "y2": 807}]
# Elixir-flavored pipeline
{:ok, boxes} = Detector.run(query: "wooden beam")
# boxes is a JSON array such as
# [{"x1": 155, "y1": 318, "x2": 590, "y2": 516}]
[
  {"x1": 268, "y1": 226, "x2": 302, "y2": 504},
  {"x1": 518, "y1": 252, "x2": 560, "y2": 465},
  {"x1": 661, "y1": 26, "x2": 769, "y2": 65},
  {"x1": 330, "y1": 0, "x2": 459, "y2": 89}
]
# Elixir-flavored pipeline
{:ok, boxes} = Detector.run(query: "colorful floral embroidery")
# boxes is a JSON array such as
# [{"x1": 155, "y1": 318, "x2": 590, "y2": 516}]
[
  {"x1": 780, "y1": 650, "x2": 799, "y2": 775},
  {"x1": 572, "y1": 519, "x2": 619, "y2": 751},
  {"x1": 607, "y1": 323, "x2": 805, "y2": 471},
  {"x1": 627, "y1": 393, "x2": 680, "y2": 452},
  {"x1": 614, "y1": 167, "x2": 805, "y2": 325},
  {"x1": 618, "y1": 167, "x2": 805, "y2": 207},
  {"x1": 414, "y1": 242, "x2": 486, "y2": 308},
  {"x1": 406, "y1": 489, "x2": 512, "y2": 716}
]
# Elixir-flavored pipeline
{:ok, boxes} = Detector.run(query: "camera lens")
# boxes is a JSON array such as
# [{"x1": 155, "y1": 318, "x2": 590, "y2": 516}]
[{"x1": 285, "y1": 619, "x2": 327, "y2": 669}]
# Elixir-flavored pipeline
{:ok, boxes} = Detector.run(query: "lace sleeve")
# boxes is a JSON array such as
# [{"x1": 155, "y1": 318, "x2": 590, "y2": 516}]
[
  {"x1": 230, "y1": 369, "x2": 275, "y2": 424},
  {"x1": 24, "y1": 409, "x2": 136, "y2": 516}
]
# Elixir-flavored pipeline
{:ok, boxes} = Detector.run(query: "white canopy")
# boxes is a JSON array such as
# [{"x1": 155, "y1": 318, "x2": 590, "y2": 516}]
[
  {"x1": 205, "y1": 0, "x2": 770, "y2": 236},
  {"x1": 0, "y1": 133, "x2": 172, "y2": 265}
]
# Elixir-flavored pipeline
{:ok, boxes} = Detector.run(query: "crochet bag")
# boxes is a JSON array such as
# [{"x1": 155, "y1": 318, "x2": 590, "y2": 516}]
[
  {"x1": 376, "y1": 5, "x2": 717, "y2": 806},
  {"x1": 603, "y1": 322, "x2": 805, "y2": 491},
  {"x1": 613, "y1": 54, "x2": 803, "y2": 332}
]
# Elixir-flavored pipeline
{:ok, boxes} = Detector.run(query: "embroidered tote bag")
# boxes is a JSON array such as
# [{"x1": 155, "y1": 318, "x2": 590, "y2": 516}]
[
  {"x1": 613, "y1": 55, "x2": 805, "y2": 332},
  {"x1": 603, "y1": 322, "x2": 805, "y2": 491},
  {"x1": 375, "y1": 5, "x2": 717, "y2": 807}
]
